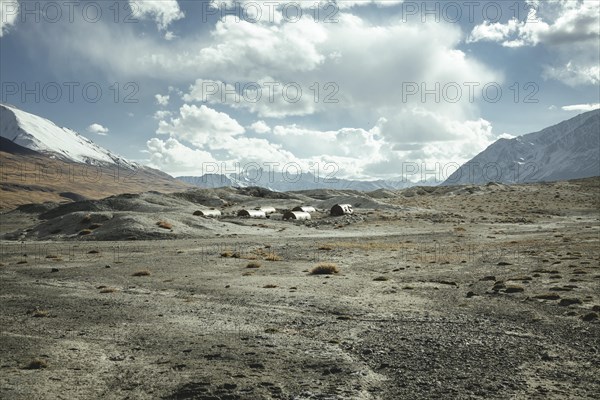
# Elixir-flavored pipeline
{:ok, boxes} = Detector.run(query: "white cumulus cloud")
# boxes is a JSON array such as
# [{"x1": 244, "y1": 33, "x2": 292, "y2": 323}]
[
  {"x1": 249, "y1": 120, "x2": 271, "y2": 134},
  {"x1": 0, "y1": 0, "x2": 19, "y2": 37},
  {"x1": 130, "y1": 0, "x2": 184, "y2": 31},
  {"x1": 156, "y1": 104, "x2": 245, "y2": 147},
  {"x1": 155, "y1": 94, "x2": 170, "y2": 106},
  {"x1": 468, "y1": 1, "x2": 600, "y2": 86},
  {"x1": 87, "y1": 123, "x2": 109, "y2": 136},
  {"x1": 561, "y1": 103, "x2": 600, "y2": 112}
]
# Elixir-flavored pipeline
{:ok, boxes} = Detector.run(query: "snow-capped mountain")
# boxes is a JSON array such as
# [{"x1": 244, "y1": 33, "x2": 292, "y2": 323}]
[
  {"x1": 443, "y1": 109, "x2": 600, "y2": 185},
  {"x1": 178, "y1": 172, "x2": 436, "y2": 192},
  {"x1": 0, "y1": 104, "x2": 189, "y2": 209},
  {"x1": 0, "y1": 103, "x2": 137, "y2": 168}
]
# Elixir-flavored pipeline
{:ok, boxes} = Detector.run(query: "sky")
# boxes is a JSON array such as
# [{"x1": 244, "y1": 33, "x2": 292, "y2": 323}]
[{"x1": 1, "y1": 0, "x2": 599, "y2": 181}]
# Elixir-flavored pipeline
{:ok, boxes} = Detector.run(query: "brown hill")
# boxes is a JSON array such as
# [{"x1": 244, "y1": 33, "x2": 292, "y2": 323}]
[{"x1": 0, "y1": 147, "x2": 189, "y2": 210}]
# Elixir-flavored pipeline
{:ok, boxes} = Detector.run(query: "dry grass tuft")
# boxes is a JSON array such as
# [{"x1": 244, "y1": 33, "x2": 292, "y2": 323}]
[
  {"x1": 81, "y1": 214, "x2": 92, "y2": 224},
  {"x1": 89, "y1": 223, "x2": 102, "y2": 230},
  {"x1": 246, "y1": 261, "x2": 262, "y2": 269},
  {"x1": 310, "y1": 263, "x2": 340, "y2": 275},
  {"x1": 132, "y1": 270, "x2": 151, "y2": 277},
  {"x1": 157, "y1": 221, "x2": 173, "y2": 230},
  {"x1": 373, "y1": 276, "x2": 389, "y2": 281},
  {"x1": 88, "y1": 250, "x2": 100, "y2": 254},
  {"x1": 100, "y1": 288, "x2": 117, "y2": 293},
  {"x1": 78, "y1": 229, "x2": 93, "y2": 236},
  {"x1": 264, "y1": 253, "x2": 283, "y2": 262},
  {"x1": 25, "y1": 359, "x2": 48, "y2": 370},
  {"x1": 263, "y1": 284, "x2": 278, "y2": 288},
  {"x1": 318, "y1": 245, "x2": 333, "y2": 251},
  {"x1": 17, "y1": 260, "x2": 28, "y2": 264},
  {"x1": 220, "y1": 251, "x2": 233, "y2": 258}
]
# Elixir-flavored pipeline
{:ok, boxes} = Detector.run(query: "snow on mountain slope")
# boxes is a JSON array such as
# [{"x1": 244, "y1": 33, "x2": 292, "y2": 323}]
[
  {"x1": 443, "y1": 109, "x2": 600, "y2": 185},
  {"x1": 0, "y1": 103, "x2": 137, "y2": 168}
]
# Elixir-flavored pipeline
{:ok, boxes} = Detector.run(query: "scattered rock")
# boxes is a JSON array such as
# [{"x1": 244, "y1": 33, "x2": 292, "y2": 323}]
[
  {"x1": 559, "y1": 298, "x2": 582, "y2": 307},
  {"x1": 505, "y1": 286, "x2": 525, "y2": 293},
  {"x1": 541, "y1": 351, "x2": 559, "y2": 361},
  {"x1": 581, "y1": 312, "x2": 598, "y2": 322}
]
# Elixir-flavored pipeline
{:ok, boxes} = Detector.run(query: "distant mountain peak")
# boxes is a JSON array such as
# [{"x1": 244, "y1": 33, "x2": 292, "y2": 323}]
[
  {"x1": 0, "y1": 103, "x2": 137, "y2": 169},
  {"x1": 443, "y1": 110, "x2": 600, "y2": 185}
]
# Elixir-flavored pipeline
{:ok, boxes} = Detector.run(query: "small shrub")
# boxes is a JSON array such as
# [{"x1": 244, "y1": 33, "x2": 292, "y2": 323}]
[
  {"x1": 263, "y1": 284, "x2": 278, "y2": 288},
  {"x1": 220, "y1": 251, "x2": 233, "y2": 258},
  {"x1": 78, "y1": 229, "x2": 93, "y2": 236},
  {"x1": 32, "y1": 309, "x2": 49, "y2": 317},
  {"x1": 373, "y1": 276, "x2": 389, "y2": 282},
  {"x1": 17, "y1": 260, "x2": 28, "y2": 265},
  {"x1": 246, "y1": 262, "x2": 261, "y2": 269},
  {"x1": 100, "y1": 288, "x2": 117, "y2": 293},
  {"x1": 132, "y1": 270, "x2": 151, "y2": 277},
  {"x1": 310, "y1": 263, "x2": 340, "y2": 275},
  {"x1": 89, "y1": 223, "x2": 102, "y2": 230},
  {"x1": 318, "y1": 245, "x2": 333, "y2": 251},
  {"x1": 25, "y1": 359, "x2": 48, "y2": 369},
  {"x1": 88, "y1": 250, "x2": 100, "y2": 254},
  {"x1": 265, "y1": 254, "x2": 283, "y2": 261},
  {"x1": 46, "y1": 255, "x2": 58, "y2": 259},
  {"x1": 157, "y1": 221, "x2": 173, "y2": 230},
  {"x1": 81, "y1": 214, "x2": 92, "y2": 224}
]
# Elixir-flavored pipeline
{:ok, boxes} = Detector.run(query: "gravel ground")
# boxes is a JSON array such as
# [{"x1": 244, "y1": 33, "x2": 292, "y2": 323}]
[{"x1": 1, "y1": 178, "x2": 598, "y2": 399}]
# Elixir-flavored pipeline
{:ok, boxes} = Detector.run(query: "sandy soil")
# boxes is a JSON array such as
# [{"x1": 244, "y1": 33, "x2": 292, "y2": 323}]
[{"x1": 1, "y1": 178, "x2": 599, "y2": 399}]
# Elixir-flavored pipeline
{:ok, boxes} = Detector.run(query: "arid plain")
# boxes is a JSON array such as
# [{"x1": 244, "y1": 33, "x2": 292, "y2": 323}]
[{"x1": 1, "y1": 178, "x2": 598, "y2": 399}]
